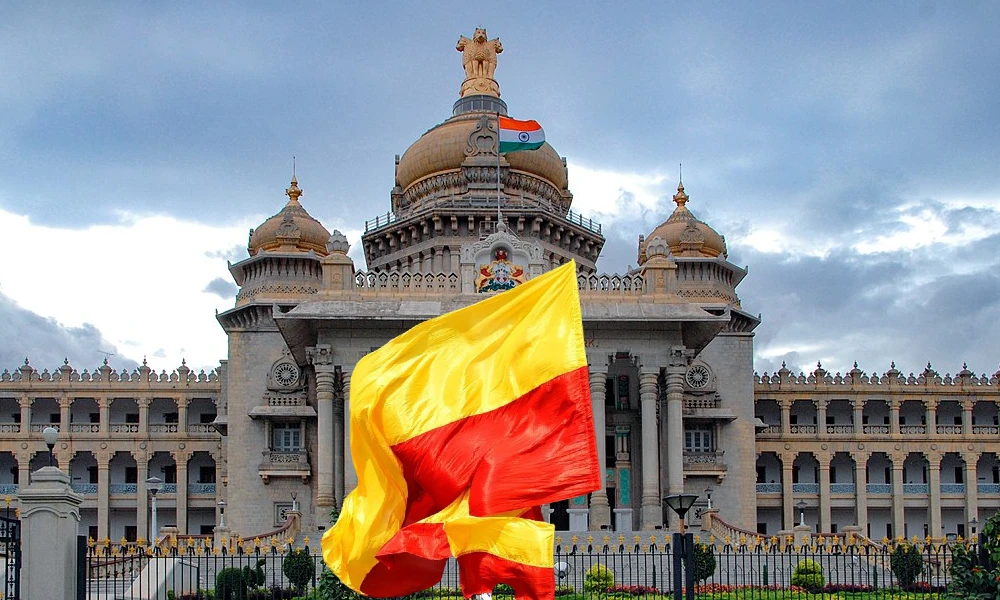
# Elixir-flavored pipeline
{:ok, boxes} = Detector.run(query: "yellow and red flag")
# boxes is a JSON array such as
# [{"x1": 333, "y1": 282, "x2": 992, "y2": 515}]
[{"x1": 321, "y1": 261, "x2": 600, "y2": 600}]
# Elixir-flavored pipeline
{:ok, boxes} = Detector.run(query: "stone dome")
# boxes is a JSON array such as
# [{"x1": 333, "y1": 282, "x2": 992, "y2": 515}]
[
  {"x1": 395, "y1": 112, "x2": 568, "y2": 192},
  {"x1": 248, "y1": 177, "x2": 331, "y2": 257},
  {"x1": 641, "y1": 182, "x2": 727, "y2": 261}
]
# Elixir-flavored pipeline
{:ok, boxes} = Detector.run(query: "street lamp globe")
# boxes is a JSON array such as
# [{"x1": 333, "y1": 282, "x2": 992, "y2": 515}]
[
  {"x1": 42, "y1": 426, "x2": 59, "y2": 466},
  {"x1": 662, "y1": 493, "x2": 699, "y2": 533}
]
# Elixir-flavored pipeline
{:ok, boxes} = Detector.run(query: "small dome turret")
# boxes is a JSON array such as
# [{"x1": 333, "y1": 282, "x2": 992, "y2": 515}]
[
  {"x1": 248, "y1": 176, "x2": 331, "y2": 257},
  {"x1": 639, "y1": 181, "x2": 727, "y2": 264}
]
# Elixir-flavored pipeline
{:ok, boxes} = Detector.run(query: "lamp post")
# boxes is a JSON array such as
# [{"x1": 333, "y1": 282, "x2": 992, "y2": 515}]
[
  {"x1": 147, "y1": 476, "x2": 163, "y2": 541},
  {"x1": 42, "y1": 426, "x2": 58, "y2": 467},
  {"x1": 797, "y1": 501, "x2": 807, "y2": 527},
  {"x1": 218, "y1": 499, "x2": 227, "y2": 528},
  {"x1": 705, "y1": 488, "x2": 713, "y2": 510},
  {"x1": 663, "y1": 494, "x2": 699, "y2": 600}
]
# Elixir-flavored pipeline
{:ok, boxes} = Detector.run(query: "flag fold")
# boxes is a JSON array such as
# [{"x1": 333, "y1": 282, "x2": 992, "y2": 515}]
[{"x1": 322, "y1": 261, "x2": 600, "y2": 599}]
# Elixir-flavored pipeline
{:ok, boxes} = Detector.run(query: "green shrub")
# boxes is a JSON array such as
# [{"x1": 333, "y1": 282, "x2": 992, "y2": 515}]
[
  {"x1": 493, "y1": 582, "x2": 515, "y2": 596},
  {"x1": 283, "y1": 548, "x2": 317, "y2": 594},
  {"x1": 693, "y1": 543, "x2": 716, "y2": 583},
  {"x1": 215, "y1": 560, "x2": 266, "y2": 600},
  {"x1": 890, "y1": 543, "x2": 924, "y2": 587},
  {"x1": 950, "y1": 512, "x2": 1000, "y2": 598},
  {"x1": 583, "y1": 563, "x2": 614, "y2": 592},
  {"x1": 554, "y1": 584, "x2": 576, "y2": 596},
  {"x1": 790, "y1": 558, "x2": 825, "y2": 592}
]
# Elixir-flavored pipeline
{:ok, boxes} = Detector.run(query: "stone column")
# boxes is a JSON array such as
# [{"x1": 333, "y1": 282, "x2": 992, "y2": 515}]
[
  {"x1": 889, "y1": 399, "x2": 901, "y2": 436},
  {"x1": 137, "y1": 456, "x2": 148, "y2": 541},
  {"x1": 927, "y1": 452, "x2": 942, "y2": 539},
  {"x1": 782, "y1": 453, "x2": 795, "y2": 529},
  {"x1": 96, "y1": 450, "x2": 111, "y2": 541},
  {"x1": 817, "y1": 453, "x2": 832, "y2": 533},
  {"x1": 98, "y1": 397, "x2": 110, "y2": 434},
  {"x1": 138, "y1": 397, "x2": 150, "y2": 435},
  {"x1": 816, "y1": 400, "x2": 827, "y2": 434},
  {"x1": 854, "y1": 452, "x2": 869, "y2": 535},
  {"x1": 334, "y1": 370, "x2": 346, "y2": 504},
  {"x1": 588, "y1": 366, "x2": 611, "y2": 530},
  {"x1": 664, "y1": 360, "x2": 686, "y2": 496},
  {"x1": 18, "y1": 466, "x2": 83, "y2": 600},
  {"x1": 174, "y1": 450, "x2": 190, "y2": 534},
  {"x1": 925, "y1": 400, "x2": 937, "y2": 437},
  {"x1": 178, "y1": 396, "x2": 189, "y2": 434},
  {"x1": 780, "y1": 399, "x2": 791, "y2": 434},
  {"x1": 308, "y1": 345, "x2": 336, "y2": 508},
  {"x1": 962, "y1": 400, "x2": 974, "y2": 435},
  {"x1": 18, "y1": 396, "x2": 31, "y2": 436},
  {"x1": 638, "y1": 367, "x2": 661, "y2": 529},
  {"x1": 853, "y1": 399, "x2": 864, "y2": 434},
  {"x1": 343, "y1": 370, "x2": 357, "y2": 491},
  {"x1": 891, "y1": 452, "x2": 905, "y2": 538},
  {"x1": 963, "y1": 451, "x2": 979, "y2": 532},
  {"x1": 58, "y1": 396, "x2": 70, "y2": 432}
]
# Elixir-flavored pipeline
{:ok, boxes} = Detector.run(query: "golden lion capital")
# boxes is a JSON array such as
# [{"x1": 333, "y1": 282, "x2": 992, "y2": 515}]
[{"x1": 456, "y1": 28, "x2": 503, "y2": 98}]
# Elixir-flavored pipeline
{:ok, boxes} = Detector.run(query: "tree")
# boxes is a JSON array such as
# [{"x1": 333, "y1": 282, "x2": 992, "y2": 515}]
[
  {"x1": 890, "y1": 543, "x2": 923, "y2": 587},
  {"x1": 282, "y1": 548, "x2": 317, "y2": 595},
  {"x1": 693, "y1": 543, "x2": 716, "y2": 584}
]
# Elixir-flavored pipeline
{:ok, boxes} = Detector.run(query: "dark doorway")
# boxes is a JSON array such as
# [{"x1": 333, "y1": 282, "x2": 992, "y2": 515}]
[{"x1": 551, "y1": 500, "x2": 569, "y2": 531}]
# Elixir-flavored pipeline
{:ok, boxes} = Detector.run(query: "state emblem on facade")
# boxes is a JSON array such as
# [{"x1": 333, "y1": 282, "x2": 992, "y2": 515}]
[{"x1": 476, "y1": 248, "x2": 526, "y2": 293}]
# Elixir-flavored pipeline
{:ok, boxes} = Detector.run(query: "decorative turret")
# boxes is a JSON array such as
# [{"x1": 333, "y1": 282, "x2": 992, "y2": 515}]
[
  {"x1": 248, "y1": 176, "x2": 332, "y2": 257},
  {"x1": 638, "y1": 181, "x2": 727, "y2": 264}
]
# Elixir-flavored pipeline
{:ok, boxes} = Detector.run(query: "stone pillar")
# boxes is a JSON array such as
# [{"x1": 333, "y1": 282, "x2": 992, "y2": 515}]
[
  {"x1": 178, "y1": 396, "x2": 189, "y2": 434},
  {"x1": 638, "y1": 367, "x2": 661, "y2": 529},
  {"x1": 343, "y1": 370, "x2": 357, "y2": 492},
  {"x1": 780, "y1": 399, "x2": 791, "y2": 434},
  {"x1": 588, "y1": 366, "x2": 610, "y2": 530},
  {"x1": 927, "y1": 452, "x2": 942, "y2": 539},
  {"x1": 18, "y1": 396, "x2": 31, "y2": 435},
  {"x1": 963, "y1": 451, "x2": 979, "y2": 532},
  {"x1": 18, "y1": 467, "x2": 82, "y2": 600},
  {"x1": 889, "y1": 399, "x2": 901, "y2": 436},
  {"x1": 334, "y1": 370, "x2": 346, "y2": 504},
  {"x1": 854, "y1": 452, "x2": 869, "y2": 536},
  {"x1": 816, "y1": 401, "x2": 827, "y2": 435},
  {"x1": 58, "y1": 396, "x2": 70, "y2": 432},
  {"x1": 781, "y1": 453, "x2": 795, "y2": 529},
  {"x1": 97, "y1": 451, "x2": 111, "y2": 541},
  {"x1": 138, "y1": 397, "x2": 150, "y2": 435},
  {"x1": 817, "y1": 453, "x2": 831, "y2": 533},
  {"x1": 308, "y1": 345, "x2": 336, "y2": 508},
  {"x1": 925, "y1": 400, "x2": 937, "y2": 437},
  {"x1": 98, "y1": 397, "x2": 110, "y2": 434},
  {"x1": 891, "y1": 453, "x2": 905, "y2": 538},
  {"x1": 664, "y1": 360, "x2": 686, "y2": 497},
  {"x1": 962, "y1": 400, "x2": 974, "y2": 435},
  {"x1": 17, "y1": 453, "x2": 30, "y2": 490},
  {"x1": 174, "y1": 450, "x2": 189, "y2": 534},
  {"x1": 853, "y1": 399, "x2": 864, "y2": 434},
  {"x1": 137, "y1": 456, "x2": 148, "y2": 541}
]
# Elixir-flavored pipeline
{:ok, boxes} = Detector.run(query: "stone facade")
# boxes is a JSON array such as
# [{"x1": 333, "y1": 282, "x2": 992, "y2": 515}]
[{"x1": 1, "y1": 30, "x2": 994, "y2": 545}]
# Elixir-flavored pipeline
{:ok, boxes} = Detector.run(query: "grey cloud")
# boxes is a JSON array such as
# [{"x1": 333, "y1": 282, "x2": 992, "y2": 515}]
[
  {"x1": 0, "y1": 291, "x2": 136, "y2": 372},
  {"x1": 203, "y1": 277, "x2": 237, "y2": 300}
]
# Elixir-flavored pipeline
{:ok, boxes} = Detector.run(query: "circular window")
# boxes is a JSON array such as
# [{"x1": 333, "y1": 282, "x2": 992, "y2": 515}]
[
  {"x1": 273, "y1": 362, "x2": 300, "y2": 388},
  {"x1": 686, "y1": 365, "x2": 710, "y2": 388}
]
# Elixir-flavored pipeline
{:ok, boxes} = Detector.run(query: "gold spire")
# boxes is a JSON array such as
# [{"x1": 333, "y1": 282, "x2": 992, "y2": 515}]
[
  {"x1": 285, "y1": 175, "x2": 302, "y2": 205},
  {"x1": 673, "y1": 180, "x2": 689, "y2": 208}
]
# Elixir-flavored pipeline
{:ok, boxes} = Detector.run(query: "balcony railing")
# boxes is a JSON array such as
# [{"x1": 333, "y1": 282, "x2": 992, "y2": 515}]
[
  {"x1": 0, "y1": 423, "x2": 20, "y2": 433},
  {"x1": 29, "y1": 424, "x2": 59, "y2": 432},
  {"x1": 189, "y1": 483, "x2": 216, "y2": 495},
  {"x1": 109, "y1": 423, "x2": 139, "y2": 433},
  {"x1": 755, "y1": 483, "x2": 782, "y2": 493},
  {"x1": 978, "y1": 484, "x2": 1000, "y2": 494},
  {"x1": 148, "y1": 423, "x2": 178, "y2": 433},
  {"x1": 862, "y1": 425, "x2": 889, "y2": 434},
  {"x1": 72, "y1": 483, "x2": 98, "y2": 494},
  {"x1": 188, "y1": 424, "x2": 216, "y2": 434},
  {"x1": 789, "y1": 425, "x2": 816, "y2": 434},
  {"x1": 936, "y1": 425, "x2": 963, "y2": 435},
  {"x1": 825, "y1": 425, "x2": 854, "y2": 434},
  {"x1": 941, "y1": 483, "x2": 966, "y2": 494},
  {"x1": 899, "y1": 425, "x2": 926, "y2": 434},
  {"x1": 792, "y1": 483, "x2": 819, "y2": 494},
  {"x1": 867, "y1": 483, "x2": 892, "y2": 494},
  {"x1": 830, "y1": 483, "x2": 856, "y2": 494},
  {"x1": 110, "y1": 483, "x2": 138, "y2": 495},
  {"x1": 903, "y1": 483, "x2": 929, "y2": 494},
  {"x1": 973, "y1": 425, "x2": 1000, "y2": 435},
  {"x1": 160, "y1": 483, "x2": 177, "y2": 494},
  {"x1": 69, "y1": 423, "x2": 101, "y2": 433},
  {"x1": 0, "y1": 484, "x2": 18, "y2": 495}
]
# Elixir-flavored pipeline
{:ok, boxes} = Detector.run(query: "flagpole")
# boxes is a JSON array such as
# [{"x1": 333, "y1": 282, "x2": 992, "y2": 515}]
[{"x1": 496, "y1": 112, "x2": 502, "y2": 227}]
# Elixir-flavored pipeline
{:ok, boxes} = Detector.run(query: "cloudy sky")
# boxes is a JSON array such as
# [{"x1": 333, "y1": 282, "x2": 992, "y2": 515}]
[{"x1": 1, "y1": 2, "x2": 999, "y2": 380}]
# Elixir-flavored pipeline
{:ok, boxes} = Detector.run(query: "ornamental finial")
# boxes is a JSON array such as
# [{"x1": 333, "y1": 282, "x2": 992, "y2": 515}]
[{"x1": 456, "y1": 28, "x2": 503, "y2": 98}]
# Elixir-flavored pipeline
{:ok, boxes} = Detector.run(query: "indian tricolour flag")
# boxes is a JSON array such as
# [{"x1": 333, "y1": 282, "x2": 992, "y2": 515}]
[{"x1": 498, "y1": 116, "x2": 545, "y2": 153}]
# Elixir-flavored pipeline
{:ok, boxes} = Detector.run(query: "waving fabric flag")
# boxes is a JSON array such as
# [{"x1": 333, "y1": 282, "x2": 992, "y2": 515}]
[
  {"x1": 498, "y1": 116, "x2": 545, "y2": 152},
  {"x1": 322, "y1": 261, "x2": 600, "y2": 600}
]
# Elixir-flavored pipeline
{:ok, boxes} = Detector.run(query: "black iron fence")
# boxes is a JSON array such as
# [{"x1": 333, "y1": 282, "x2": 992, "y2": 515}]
[
  {"x1": 0, "y1": 514, "x2": 20, "y2": 600},
  {"x1": 82, "y1": 535, "x2": 968, "y2": 599}
]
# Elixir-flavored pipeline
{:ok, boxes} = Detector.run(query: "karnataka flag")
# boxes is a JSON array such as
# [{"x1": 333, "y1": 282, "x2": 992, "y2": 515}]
[
  {"x1": 498, "y1": 116, "x2": 545, "y2": 153},
  {"x1": 322, "y1": 261, "x2": 600, "y2": 600}
]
